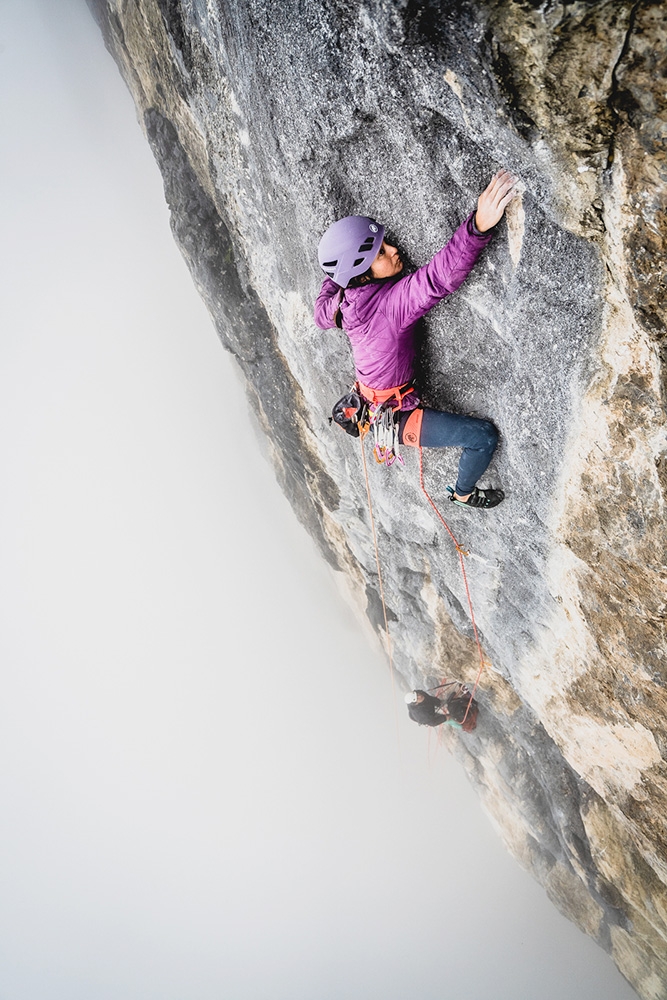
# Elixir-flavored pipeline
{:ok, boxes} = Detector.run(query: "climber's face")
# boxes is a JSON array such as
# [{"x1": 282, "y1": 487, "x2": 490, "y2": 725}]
[{"x1": 370, "y1": 240, "x2": 403, "y2": 279}]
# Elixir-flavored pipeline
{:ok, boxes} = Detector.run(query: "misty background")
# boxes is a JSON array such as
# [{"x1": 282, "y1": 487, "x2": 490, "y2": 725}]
[{"x1": 0, "y1": 2, "x2": 637, "y2": 998}]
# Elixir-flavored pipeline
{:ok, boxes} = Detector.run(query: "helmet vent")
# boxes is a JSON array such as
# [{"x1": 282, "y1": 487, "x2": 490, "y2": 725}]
[
  {"x1": 322, "y1": 259, "x2": 337, "y2": 267},
  {"x1": 324, "y1": 270, "x2": 334, "y2": 277},
  {"x1": 358, "y1": 238, "x2": 375, "y2": 252},
  {"x1": 353, "y1": 257, "x2": 364, "y2": 266}
]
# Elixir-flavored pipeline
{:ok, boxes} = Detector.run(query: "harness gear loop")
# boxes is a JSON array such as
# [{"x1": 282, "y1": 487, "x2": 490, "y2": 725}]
[{"x1": 417, "y1": 446, "x2": 488, "y2": 727}]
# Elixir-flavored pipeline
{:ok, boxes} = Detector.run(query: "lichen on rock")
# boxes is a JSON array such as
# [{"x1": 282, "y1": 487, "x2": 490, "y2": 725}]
[{"x1": 87, "y1": 1, "x2": 667, "y2": 995}]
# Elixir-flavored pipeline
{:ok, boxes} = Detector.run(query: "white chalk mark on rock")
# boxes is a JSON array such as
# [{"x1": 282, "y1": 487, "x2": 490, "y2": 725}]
[
  {"x1": 444, "y1": 68, "x2": 463, "y2": 101},
  {"x1": 443, "y1": 68, "x2": 471, "y2": 127},
  {"x1": 505, "y1": 189, "x2": 525, "y2": 268}
]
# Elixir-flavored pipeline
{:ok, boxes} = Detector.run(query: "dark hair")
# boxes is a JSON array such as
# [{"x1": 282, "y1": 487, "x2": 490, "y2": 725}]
[{"x1": 346, "y1": 269, "x2": 372, "y2": 288}]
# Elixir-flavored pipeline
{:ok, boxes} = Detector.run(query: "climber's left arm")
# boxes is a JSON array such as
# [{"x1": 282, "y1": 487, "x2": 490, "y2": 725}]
[{"x1": 314, "y1": 278, "x2": 344, "y2": 330}]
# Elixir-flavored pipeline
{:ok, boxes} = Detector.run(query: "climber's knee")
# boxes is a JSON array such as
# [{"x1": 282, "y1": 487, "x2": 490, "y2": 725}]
[{"x1": 480, "y1": 420, "x2": 499, "y2": 454}]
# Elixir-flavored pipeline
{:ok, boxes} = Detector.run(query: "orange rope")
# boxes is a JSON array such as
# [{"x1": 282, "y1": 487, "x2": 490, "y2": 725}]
[
  {"x1": 417, "y1": 446, "x2": 487, "y2": 726},
  {"x1": 359, "y1": 433, "x2": 400, "y2": 746}
]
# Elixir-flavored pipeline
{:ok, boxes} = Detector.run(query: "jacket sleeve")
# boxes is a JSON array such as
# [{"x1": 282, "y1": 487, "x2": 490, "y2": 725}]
[
  {"x1": 314, "y1": 278, "x2": 344, "y2": 330},
  {"x1": 383, "y1": 212, "x2": 494, "y2": 332}
]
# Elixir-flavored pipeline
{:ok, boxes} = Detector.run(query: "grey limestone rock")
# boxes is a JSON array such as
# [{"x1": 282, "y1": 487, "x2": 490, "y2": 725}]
[{"x1": 87, "y1": 1, "x2": 667, "y2": 995}]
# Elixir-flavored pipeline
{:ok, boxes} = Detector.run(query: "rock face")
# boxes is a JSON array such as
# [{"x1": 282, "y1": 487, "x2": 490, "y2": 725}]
[{"x1": 87, "y1": 2, "x2": 666, "y2": 995}]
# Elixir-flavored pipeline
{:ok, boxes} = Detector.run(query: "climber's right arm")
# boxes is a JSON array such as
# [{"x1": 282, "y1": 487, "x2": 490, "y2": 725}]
[
  {"x1": 382, "y1": 213, "x2": 494, "y2": 332},
  {"x1": 383, "y1": 170, "x2": 518, "y2": 332}
]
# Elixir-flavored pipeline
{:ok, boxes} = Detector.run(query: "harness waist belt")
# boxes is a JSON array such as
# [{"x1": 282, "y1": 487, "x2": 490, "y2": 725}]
[{"x1": 358, "y1": 381, "x2": 415, "y2": 407}]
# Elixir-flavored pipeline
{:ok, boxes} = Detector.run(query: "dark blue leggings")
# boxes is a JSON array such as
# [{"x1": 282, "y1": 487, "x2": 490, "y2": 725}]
[{"x1": 400, "y1": 408, "x2": 499, "y2": 495}]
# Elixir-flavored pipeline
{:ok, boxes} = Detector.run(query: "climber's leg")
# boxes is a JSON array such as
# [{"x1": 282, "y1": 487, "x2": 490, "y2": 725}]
[{"x1": 405, "y1": 407, "x2": 502, "y2": 499}]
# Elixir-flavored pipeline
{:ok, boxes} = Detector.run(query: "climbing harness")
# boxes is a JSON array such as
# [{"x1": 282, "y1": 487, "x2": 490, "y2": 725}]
[
  {"x1": 331, "y1": 380, "x2": 417, "y2": 467},
  {"x1": 427, "y1": 680, "x2": 479, "y2": 732}
]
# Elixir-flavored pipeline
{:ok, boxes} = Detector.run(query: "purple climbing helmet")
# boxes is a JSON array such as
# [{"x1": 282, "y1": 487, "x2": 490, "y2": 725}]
[{"x1": 317, "y1": 215, "x2": 385, "y2": 288}]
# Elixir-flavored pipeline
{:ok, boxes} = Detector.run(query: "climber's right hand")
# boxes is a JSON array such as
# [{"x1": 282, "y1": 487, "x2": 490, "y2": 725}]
[{"x1": 475, "y1": 169, "x2": 518, "y2": 232}]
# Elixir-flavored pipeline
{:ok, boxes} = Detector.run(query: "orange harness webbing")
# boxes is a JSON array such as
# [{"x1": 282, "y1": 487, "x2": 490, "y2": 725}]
[{"x1": 357, "y1": 380, "x2": 415, "y2": 406}]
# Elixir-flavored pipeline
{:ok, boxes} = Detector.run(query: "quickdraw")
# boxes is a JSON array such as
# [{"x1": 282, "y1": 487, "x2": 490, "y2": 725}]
[{"x1": 369, "y1": 401, "x2": 402, "y2": 467}]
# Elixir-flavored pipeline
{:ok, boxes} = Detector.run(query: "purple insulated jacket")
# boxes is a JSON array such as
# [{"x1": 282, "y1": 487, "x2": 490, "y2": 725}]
[{"x1": 314, "y1": 212, "x2": 493, "y2": 407}]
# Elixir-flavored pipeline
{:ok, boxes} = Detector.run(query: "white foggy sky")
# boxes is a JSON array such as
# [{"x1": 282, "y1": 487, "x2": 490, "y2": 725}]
[{"x1": 0, "y1": 2, "x2": 637, "y2": 998}]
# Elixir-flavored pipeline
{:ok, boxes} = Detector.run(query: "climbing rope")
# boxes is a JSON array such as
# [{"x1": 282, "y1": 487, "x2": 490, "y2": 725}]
[
  {"x1": 428, "y1": 679, "x2": 459, "y2": 696},
  {"x1": 359, "y1": 431, "x2": 401, "y2": 746},
  {"x1": 357, "y1": 435, "x2": 488, "y2": 734},
  {"x1": 417, "y1": 446, "x2": 488, "y2": 727}
]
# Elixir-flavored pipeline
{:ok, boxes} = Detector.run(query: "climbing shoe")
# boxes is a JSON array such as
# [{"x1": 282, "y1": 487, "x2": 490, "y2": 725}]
[{"x1": 446, "y1": 485, "x2": 505, "y2": 509}]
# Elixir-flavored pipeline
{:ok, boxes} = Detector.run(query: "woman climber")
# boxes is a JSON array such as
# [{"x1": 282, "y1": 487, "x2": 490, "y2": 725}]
[{"x1": 314, "y1": 169, "x2": 517, "y2": 510}]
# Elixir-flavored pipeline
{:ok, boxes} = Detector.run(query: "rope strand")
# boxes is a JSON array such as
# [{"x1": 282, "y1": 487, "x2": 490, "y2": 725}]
[
  {"x1": 418, "y1": 446, "x2": 487, "y2": 726},
  {"x1": 359, "y1": 433, "x2": 401, "y2": 746},
  {"x1": 356, "y1": 435, "x2": 488, "y2": 735}
]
